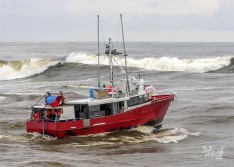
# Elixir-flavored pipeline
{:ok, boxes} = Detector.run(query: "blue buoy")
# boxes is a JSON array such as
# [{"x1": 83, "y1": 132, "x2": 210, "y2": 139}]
[
  {"x1": 89, "y1": 89, "x2": 94, "y2": 98},
  {"x1": 45, "y1": 96, "x2": 57, "y2": 104}
]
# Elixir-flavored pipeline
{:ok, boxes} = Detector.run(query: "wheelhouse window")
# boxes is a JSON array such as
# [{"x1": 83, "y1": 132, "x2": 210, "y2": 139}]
[
  {"x1": 139, "y1": 95, "x2": 145, "y2": 104},
  {"x1": 127, "y1": 97, "x2": 134, "y2": 107},
  {"x1": 100, "y1": 104, "x2": 112, "y2": 116},
  {"x1": 118, "y1": 101, "x2": 124, "y2": 111},
  {"x1": 127, "y1": 95, "x2": 148, "y2": 107},
  {"x1": 74, "y1": 104, "x2": 89, "y2": 119},
  {"x1": 90, "y1": 105, "x2": 105, "y2": 117},
  {"x1": 134, "y1": 96, "x2": 140, "y2": 105}
]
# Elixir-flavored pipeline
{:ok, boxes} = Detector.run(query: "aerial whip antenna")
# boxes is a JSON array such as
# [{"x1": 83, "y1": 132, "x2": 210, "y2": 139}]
[
  {"x1": 120, "y1": 14, "x2": 130, "y2": 93},
  {"x1": 97, "y1": 15, "x2": 101, "y2": 88}
]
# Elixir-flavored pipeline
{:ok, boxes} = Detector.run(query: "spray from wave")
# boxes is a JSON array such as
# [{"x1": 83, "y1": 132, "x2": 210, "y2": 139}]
[
  {"x1": 130, "y1": 126, "x2": 201, "y2": 144},
  {"x1": 0, "y1": 126, "x2": 200, "y2": 147},
  {"x1": 65, "y1": 53, "x2": 233, "y2": 73},
  {"x1": 63, "y1": 126, "x2": 201, "y2": 146},
  {"x1": 0, "y1": 58, "x2": 59, "y2": 80},
  {"x1": 65, "y1": 53, "x2": 100, "y2": 64}
]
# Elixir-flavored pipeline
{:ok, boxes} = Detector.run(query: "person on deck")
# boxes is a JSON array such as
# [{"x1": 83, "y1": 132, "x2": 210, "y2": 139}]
[
  {"x1": 106, "y1": 85, "x2": 116, "y2": 94},
  {"x1": 56, "y1": 91, "x2": 65, "y2": 106},
  {"x1": 49, "y1": 109, "x2": 56, "y2": 120},
  {"x1": 45, "y1": 91, "x2": 65, "y2": 107},
  {"x1": 46, "y1": 110, "x2": 51, "y2": 119},
  {"x1": 34, "y1": 112, "x2": 39, "y2": 120},
  {"x1": 45, "y1": 92, "x2": 51, "y2": 104}
]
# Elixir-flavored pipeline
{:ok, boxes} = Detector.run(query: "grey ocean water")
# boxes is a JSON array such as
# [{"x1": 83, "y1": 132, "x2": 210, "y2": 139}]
[{"x1": 0, "y1": 42, "x2": 233, "y2": 167}]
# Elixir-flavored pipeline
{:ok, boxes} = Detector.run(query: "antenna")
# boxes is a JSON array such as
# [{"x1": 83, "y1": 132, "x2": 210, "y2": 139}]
[
  {"x1": 97, "y1": 15, "x2": 101, "y2": 88},
  {"x1": 120, "y1": 14, "x2": 130, "y2": 93}
]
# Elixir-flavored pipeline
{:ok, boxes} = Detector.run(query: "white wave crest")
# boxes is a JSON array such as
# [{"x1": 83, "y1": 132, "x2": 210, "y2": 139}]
[
  {"x1": 127, "y1": 56, "x2": 232, "y2": 73},
  {"x1": 130, "y1": 126, "x2": 201, "y2": 144},
  {"x1": 65, "y1": 53, "x2": 109, "y2": 65},
  {"x1": 0, "y1": 134, "x2": 29, "y2": 143},
  {"x1": 121, "y1": 126, "x2": 201, "y2": 144},
  {"x1": 29, "y1": 132, "x2": 57, "y2": 140},
  {"x1": 65, "y1": 53, "x2": 232, "y2": 73},
  {"x1": 131, "y1": 125, "x2": 155, "y2": 134},
  {"x1": 0, "y1": 96, "x2": 6, "y2": 102},
  {"x1": 0, "y1": 58, "x2": 59, "y2": 80},
  {"x1": 153, "y1": 127, "x2": 201, "y2": 143}
]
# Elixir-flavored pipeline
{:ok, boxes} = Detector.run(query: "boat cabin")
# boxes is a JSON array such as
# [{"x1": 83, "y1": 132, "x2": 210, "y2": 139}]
[
  {"x1": 67, "y1": 96, "x2": 129, "y2": 119},
  {"x1": 66, "y1": 93, "x2": 151, "y2": 119},
  {"x1": 30, "y1": 92, "x2": 153, "y2": 122}
]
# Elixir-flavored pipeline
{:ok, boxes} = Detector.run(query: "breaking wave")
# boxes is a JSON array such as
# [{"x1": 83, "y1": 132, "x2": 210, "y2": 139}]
[
  {"x1": 1, "y1": 53, "x2": 232, "y2": 81},
  {"x1": 0, "y1": 58, "x2": 59, "y2": 80},
  {"x1": 127, "y1": 56, "x2": 232, "y2": 73},
  {"x1": 65, "y1": 53, "x2": 233, "y2": 73},
  {"x1": 207, "y1": 57, "x2": 234, "y2": 73},
  {"x1": 65, "y1": 53, "x2": 101, "y2": 65}
]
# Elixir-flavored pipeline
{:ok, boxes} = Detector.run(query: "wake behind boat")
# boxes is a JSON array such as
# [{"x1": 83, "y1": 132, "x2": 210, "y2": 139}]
[{"x1": 26, "y1": 15, "x2": 175, "y2": 138}]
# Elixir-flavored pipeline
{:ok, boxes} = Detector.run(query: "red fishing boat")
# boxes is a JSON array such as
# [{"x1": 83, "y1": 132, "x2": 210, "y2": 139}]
[{"x1": 26, "y1": 15, "x2": 175, "y2": 138}]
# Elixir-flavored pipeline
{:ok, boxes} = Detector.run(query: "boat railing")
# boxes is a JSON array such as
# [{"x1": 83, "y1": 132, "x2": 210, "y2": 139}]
[
  {"x1": 125, "y1": 100, "x2": 151, "y2": 112},
  {"x1": 53, "y1": 116, "x2": 77, "y2": 122},
  {"x1": 151, "y1": 94, "x2": 175, "y2": 102}
]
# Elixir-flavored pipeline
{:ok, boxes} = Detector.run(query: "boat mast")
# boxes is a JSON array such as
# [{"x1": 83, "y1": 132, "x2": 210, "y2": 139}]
[
  {"x1": 108, "y1": 37, "x2": 114, "y2": 87},
  {"x1": 120, "y1": 14, "x2": 130, "y2": 93},
  {"x1": 97, "y1": 15, "x2": 101, "y2": 88}
]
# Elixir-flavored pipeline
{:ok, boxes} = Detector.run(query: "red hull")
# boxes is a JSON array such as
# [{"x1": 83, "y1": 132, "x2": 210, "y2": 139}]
[{"x1": 26, "y1": 94, "x2": 174, "y2": 138}]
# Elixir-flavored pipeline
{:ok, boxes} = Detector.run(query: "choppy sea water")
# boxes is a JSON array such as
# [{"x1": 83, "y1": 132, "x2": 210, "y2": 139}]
[{"x1": 0, "y1": 42, "x2": 233, "y2": 167}]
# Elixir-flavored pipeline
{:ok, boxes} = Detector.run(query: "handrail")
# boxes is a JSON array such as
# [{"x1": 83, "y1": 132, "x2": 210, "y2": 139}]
[{"x1": 151, "y1": 94, "x2": 174, "y2": 101}]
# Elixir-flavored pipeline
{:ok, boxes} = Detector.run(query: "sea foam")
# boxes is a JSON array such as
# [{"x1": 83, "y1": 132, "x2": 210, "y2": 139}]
[
  {"x1": 0, "y1": 58, "x2": 59, "y2": 80},
  {"x1": 65, "y1": 52, "x2": 232, "y2": 73}
]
